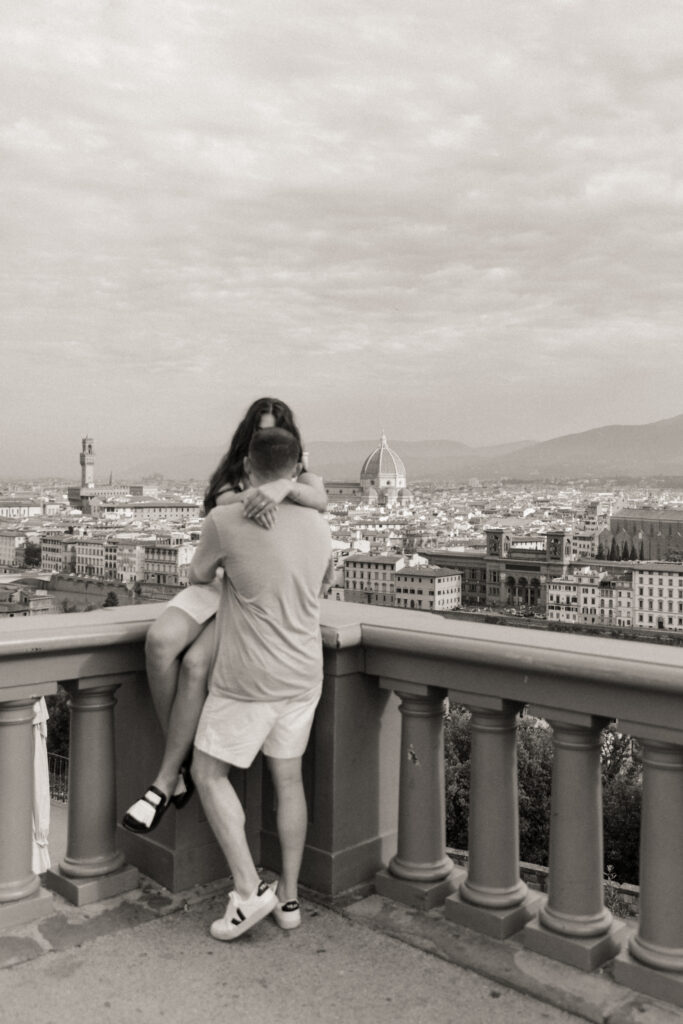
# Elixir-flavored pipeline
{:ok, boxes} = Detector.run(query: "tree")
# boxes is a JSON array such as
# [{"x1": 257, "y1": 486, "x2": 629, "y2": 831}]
[
  {"x1": 609, "y1": 537, "x2": 618, "y2": 561},
  {"x1": 23, "y1": 541, "x2": 41, "y2": 567},
  {"x1": 444, "y1": 707, "x2": 471, "y2": 850},
  {"x1": 444, "y1": 710, "x2": 641, "y2": 884},
  {"x1": 516, "y1": 718, "x2": 554, "y2": 866},
  {"x1": 46, "y1": 687, "x2": 70, "y2": 758},
  {"x1": 596, "y1": 541, "x2": 605, "y2": 559},
  {"x1": 102, "y1": 590, "x2": 119, "y2": 608}
]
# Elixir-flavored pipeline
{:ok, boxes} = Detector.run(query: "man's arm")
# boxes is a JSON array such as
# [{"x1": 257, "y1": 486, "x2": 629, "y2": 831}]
[{"x1": 189, "y1": 514, "x2": 223, "y2": 585}]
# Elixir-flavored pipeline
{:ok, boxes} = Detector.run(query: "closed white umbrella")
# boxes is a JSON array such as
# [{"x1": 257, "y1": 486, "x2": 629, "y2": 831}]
[{"x1": 32, "y1": 697, "x2": 51, "y2": 875}]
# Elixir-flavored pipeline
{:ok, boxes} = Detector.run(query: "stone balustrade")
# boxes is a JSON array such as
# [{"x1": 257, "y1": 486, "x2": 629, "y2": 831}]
[{"x1": 0, "y1": 602, "x2": 682, "y2": 1008}]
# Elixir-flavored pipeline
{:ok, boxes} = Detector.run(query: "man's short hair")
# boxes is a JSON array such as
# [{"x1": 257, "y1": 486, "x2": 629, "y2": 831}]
[{"x1": 248, "y1": 428, "x2": 300, "y2": 477}]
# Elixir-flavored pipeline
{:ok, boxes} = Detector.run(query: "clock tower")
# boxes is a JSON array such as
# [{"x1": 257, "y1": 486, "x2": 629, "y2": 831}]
[{"x1": 80, "y1": 436, "x2": 95, "y2": 489}]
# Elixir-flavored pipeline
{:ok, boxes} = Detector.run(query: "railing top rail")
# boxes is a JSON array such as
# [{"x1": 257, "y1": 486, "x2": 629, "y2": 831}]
[
  {"x1": 360, "y1": 615, "x2": 683, "y2": 695},
  {"x1": 0, "y1": 605, "x2": 160, "y2": 658},
  {"x1": 1, "y1": 604, "x2": 682, "y2": 736}
]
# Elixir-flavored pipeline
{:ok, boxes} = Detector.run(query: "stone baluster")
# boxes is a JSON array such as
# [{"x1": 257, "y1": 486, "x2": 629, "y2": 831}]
[
  {"x1": 45, "y1": 676, "x2": 138, "y2": 905},
  {"x1": 614, "y1": 738, "x2": 683, "y2": 1008},
  {"x1": 523, "y1": 713, "x2": 623, "y2": 970},
  {"x1": 0, "y1": 697, "x2": 54, "y2": 927},
  {"x1": 376, "y1": 683, "x2": 463, "y2": 909},
  {"x1": 446, "y1": 700, "x2": 540, "y2": 938}
]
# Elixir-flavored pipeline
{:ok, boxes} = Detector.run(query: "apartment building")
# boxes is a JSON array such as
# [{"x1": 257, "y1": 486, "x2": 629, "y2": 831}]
[
  {"x1": 394, "y1": 566, "x2": 462, "y2": 611},
  {"x1": 41, "y1": 534, "x2": 76, "y2": 575},
  {"x1": 343, "y1": 553, "x2": 405, "y2": 606},
  {"x1": 0, "y1": 530, "x2": 25, "y2": 569},
  {"x1": 548, "y1": 568, "x2": 633, "y2": 628},
  {"x1": 633, "y1": 563, "x2": 683, "y2": 632},
  {"x1": 143, "y1": 537, "x2": 195, "y2": 587}
]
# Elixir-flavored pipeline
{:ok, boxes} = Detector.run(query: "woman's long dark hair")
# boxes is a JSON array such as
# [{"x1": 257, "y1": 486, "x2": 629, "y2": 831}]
[{"x1": 204, "y1": 397, "x2": 304, "y2": 513}]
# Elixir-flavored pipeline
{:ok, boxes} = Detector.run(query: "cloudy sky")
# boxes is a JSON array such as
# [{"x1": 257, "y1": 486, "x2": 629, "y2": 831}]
[{"x1": 2, "y1": 0, "x2": 682, "y2": 477}]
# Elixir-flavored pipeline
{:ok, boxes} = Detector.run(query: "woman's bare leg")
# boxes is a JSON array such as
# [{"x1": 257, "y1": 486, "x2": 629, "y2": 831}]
[
  {"x1": 145, "y1": 608, "x2": 206, "y2": 733},
  {"x1": 152, "y1": 620, "x2": 216, "y2": 798}
]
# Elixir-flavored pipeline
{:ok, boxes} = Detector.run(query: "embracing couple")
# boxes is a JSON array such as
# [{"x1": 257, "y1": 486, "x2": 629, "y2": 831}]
[{"x1": 123, "y1": 397, "x2": 332, "y2": 941}]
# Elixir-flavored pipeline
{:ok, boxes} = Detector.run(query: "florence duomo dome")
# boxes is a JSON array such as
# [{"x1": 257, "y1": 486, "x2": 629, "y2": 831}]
[{"x1": 360, "y1": 433, "x2": 410, "y2": 507}]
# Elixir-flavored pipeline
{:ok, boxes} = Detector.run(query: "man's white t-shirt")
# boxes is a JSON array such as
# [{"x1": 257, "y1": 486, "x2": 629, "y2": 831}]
[{"x1": 190, "y1": 502, "x2": 332, "y2": 702}]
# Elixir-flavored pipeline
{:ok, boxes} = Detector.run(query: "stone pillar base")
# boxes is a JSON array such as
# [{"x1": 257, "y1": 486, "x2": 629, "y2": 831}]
[
  {"x1": 45, "y1": 863, "x2": 139, "y2": 907},
  {"x1": 446, "y1": 888, "x2": 542, "y2": 940},
  {"x1": 613, "y1": 949, "x2": 683, "y2": 1009},
  {"x1": 0, "y1": 888, "x2": 54, "y2": 931},
  {"x1": 523, "y1": 909, "x2": 625, "y2": 971},
  {"x1": 375, "y1": 865, "x2": 464, "y2": 911}
]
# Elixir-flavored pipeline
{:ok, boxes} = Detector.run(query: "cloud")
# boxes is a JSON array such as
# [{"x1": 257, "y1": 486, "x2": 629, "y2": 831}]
[{"x1": 1, "y1": 0, "x2": 683, "y2": 471}]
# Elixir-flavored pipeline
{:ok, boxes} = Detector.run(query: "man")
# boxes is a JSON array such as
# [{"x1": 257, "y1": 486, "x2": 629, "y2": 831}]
[{"x1": 189, "y1": 426, "x2": 331, "y2": 941}]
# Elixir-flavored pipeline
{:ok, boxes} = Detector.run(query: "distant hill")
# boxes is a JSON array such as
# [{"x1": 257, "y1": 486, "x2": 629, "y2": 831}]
[
  {"x1": 306, "y1": 438, "x2": 535, "y2": 482},
  {"x1": 38, "y1": 412, "x2": 683, "y2": 484},
  {"x1": 474, "y1": 413, "x2": 683, "y2": 481},
  {"x1": 309, "y1": 413, "x2": 683, "y2": 482}
]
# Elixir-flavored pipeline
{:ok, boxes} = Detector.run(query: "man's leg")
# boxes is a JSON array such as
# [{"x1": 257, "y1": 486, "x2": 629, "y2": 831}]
[
  {"x1": 267, "y1": 755, "x2": 307, "y2": 904},
  {"x1": 192, "y1": 748, "x2": 261, "y2": 899}
]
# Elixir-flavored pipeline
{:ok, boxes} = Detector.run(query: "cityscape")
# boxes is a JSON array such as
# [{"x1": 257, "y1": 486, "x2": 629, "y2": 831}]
[
  {"x1": 2, "y1": 428, "x2": 683, "y2": 640},
  {"x1": 3, "y1": 0, "x2": 683, "y2": 1017}
]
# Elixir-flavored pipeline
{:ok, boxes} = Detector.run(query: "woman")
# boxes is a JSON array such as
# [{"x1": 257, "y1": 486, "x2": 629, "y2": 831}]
[{"x1": 123, "y1": 397, "x2": 327, "y2": 833}]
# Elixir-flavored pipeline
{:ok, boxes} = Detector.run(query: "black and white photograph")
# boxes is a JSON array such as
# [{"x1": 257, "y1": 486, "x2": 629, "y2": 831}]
[{"x1": 1, "y1": 1, "x2": 682, "y2": 1021}]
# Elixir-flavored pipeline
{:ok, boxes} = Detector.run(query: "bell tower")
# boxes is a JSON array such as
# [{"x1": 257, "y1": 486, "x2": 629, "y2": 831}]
[{"x1": 80, "y1": 436, "x2": 95, "y2": 489}]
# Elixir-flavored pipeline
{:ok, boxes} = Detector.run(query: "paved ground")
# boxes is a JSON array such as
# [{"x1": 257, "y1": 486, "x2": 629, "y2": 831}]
[
  {"x1": 0, "y1": 887, "x2": 590, "y2": 1024},
  {"x1": 0, "y1": 804, "x2": 677, "y2": 1024}
]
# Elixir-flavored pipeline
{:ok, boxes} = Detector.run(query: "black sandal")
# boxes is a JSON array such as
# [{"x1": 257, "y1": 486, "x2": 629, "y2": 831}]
[
  {"x1": 172, "y1": 759, "x2": 195, "y2": 810},
  {"x1": 122, "y1": 785, "x2": 170, "y2": 833}
]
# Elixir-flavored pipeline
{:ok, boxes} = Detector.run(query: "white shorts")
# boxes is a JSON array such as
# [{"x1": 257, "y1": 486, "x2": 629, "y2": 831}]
[
  {"x1": 166, "y1": 581, "x2": 221, "y2": 624},
  {"x1": 194, "y1": 685, "x2": 322, "y2": 769}
]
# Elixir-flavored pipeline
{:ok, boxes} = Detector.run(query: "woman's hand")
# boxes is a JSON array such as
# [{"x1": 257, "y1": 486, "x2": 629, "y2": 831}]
[{"x1": 242, "y1": 479, "x2": 292, "y2": 528}]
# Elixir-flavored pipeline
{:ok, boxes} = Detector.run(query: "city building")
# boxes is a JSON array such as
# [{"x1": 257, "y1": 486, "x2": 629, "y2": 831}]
[
  {"x1": 41, "y1": 534, "x2": 76, "y2": 575},
  {"x1": 101, "y1": 500, "x2": 201, "y2": 524},
  {"x1": 359, "y1": 434, "x2": 410, "y2": 507},
  {"x1": 394, "y1": 566, "x2": 462, "y2": 611},
  {"x1": 327, "y1": 434, "x2": 412, "y2": 509},
  {"x1": 74, "y1": 537, "x2": 108, "y2": 578},
  {"x1": 0, "y1": 529, "x2": 26, "y2": 569},
  {"x1": 423, "y1": 528, "x2": 572, "y2": 610},
  {"x1": 344, "y1": 553, "x2": 406, "y2": 606},
  {"x1": 143, "y1": 537, "x2": 195, "y2": 587},
  {"x1": 114, "y1": 539, "x2": 147, "y2": 584},
  {"x1": 0, "y1": 498, "x2": 42, "y2": 519},
  {"x1": 605, "y1": 508, "x2": 683, "y2": 561},
  {"x1": 547, "y1": 568, "x2": 633, "y2": 628},
  {"x1": 0, "y1": 585, "x2": 51, "y2": 617},
  {"x1": 67, "y1": 437, "x2": 159, "y2": 513},
  {"x1": 633, "y1": 563, "x2": 683, "y2": 632}
]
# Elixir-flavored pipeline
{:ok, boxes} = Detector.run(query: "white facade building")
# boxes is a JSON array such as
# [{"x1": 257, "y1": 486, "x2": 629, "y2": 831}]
[{"x1": 633, "y1": 563, "x2": 683, "y2": 632}]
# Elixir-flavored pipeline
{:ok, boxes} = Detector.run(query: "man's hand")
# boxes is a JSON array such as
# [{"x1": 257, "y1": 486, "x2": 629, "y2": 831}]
[{"x1": 242, "y1": 480, "x2": 292, "y2": 529}]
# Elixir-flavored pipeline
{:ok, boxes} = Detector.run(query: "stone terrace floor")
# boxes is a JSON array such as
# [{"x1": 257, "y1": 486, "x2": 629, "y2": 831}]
[{"x1": 1, "y1": 808, "x2": 679, "y2": 1024}]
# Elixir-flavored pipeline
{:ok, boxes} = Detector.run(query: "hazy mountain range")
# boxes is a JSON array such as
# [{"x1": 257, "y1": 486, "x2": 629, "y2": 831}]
[{"x1": 99, "y1": 412, "x2": 683, "y2": 484}]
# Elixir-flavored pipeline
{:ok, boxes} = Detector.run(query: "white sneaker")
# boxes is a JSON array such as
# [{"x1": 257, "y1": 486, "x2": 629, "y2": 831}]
[
  {"x1": 210, "y1": 881, "x2": 277, "y2": 941},
  {"x1": 271, "y1": 881, "x2": 302, "y2": 930}
]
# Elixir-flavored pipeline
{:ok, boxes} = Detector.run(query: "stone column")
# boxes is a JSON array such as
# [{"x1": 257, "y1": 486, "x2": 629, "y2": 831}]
[
  {"x1": 0, "y1": 698, "x2": 54, "y2": 927},
  {"x1": 523, "y1": 713, "x2": 623, "y2": 970},
  {"x1": 614, "y1": 739, "x2": 683, "y2": 1007},
  {"x1": 376, "y1": 685, "x2": 463, "y2": 909},
  {"x1": 446, "y1": 701, "x2": 540, "y2": 938},
  {"x1": 45, "y1": 676, "x2": 138, "y2": 905}
]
